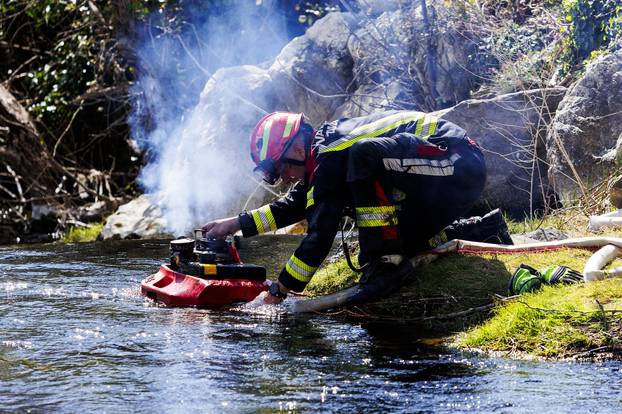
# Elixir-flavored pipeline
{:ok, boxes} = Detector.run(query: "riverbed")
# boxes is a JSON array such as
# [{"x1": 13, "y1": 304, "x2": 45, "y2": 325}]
[{"x1": 1, "y1": 237, "x2": 621, "y2": 412}]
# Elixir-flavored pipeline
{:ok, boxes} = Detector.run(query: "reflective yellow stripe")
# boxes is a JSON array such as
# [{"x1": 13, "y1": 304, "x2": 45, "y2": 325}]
[
  {"x1": 348, "y1": 112, "x2": 422, "y2": 139},
  {"x1": 264, "y1": 207, "x2": 277, "y2": 231},
  {"x1": 424, "y1": 114, "x2": 437, "y2": 137},
  {"x1": 357, "y1": 218, "x2": 398, "y2": 227},
  {"x1": 356, "y1": 206, "x2": 398, "y2": 227},
  {"x1": 285, "y1": 255, "x2": 317, "y2": 282},
  {"x1": 415, "y1": 116, "x2": 425, "y2": 136},
  {"x1": 259, "y1": 119, "x2": 274, "y2": 161},
  {"x1": 250, "y1": 205, "x2": 277, "y2": 233},
  {"x1": 306, "y1": 186, "x2": 314, "y2": 208},
  {"x1": 355, "y1": 206, "x2": 395, "y2": 214},
  {"x1": 251, "y1": 210, "x2": 264, "y2": 232},
  {"x1": 417, "y1": 114, "x2": 437, "y2": 137},
  {"x1": 282, "y1": 115, "x2": 295, "y2": 139},
  {"x1": 320, "y1": 112, "x2": 426, "y2": 154},
  {"x1": 428, "y1": 230, "x2": 448, "y2": 248}
]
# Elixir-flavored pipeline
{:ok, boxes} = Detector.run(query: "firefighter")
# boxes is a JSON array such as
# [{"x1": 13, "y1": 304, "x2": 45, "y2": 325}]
[{"x1": 202, "y1": 111, "x2": 487, "y2": 304}]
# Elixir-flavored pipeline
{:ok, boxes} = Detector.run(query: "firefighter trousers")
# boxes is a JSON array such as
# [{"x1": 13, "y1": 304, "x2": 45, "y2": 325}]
[{"x1": 347, "y1": 132, "x2": 486, "y2": 264}]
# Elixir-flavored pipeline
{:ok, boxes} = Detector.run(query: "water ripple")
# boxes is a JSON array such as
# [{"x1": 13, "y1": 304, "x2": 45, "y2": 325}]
[{"x1": 0, "y1": 239, "x2": 621, "y2": 413}]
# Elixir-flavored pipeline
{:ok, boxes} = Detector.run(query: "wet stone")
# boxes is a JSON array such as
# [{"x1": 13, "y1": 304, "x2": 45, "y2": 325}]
[{"x1": 524, "y1": 227, "x2": 568, "y2": 242}]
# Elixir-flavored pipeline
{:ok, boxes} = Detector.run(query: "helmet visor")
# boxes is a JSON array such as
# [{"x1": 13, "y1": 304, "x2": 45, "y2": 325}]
[{"x1": 253, "y1": 159, "x2": 280, "y2": 185}]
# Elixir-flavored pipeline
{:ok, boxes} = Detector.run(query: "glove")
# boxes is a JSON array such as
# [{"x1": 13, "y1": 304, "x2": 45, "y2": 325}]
[
  {"x1": 508, "y1": 264, "x2": 543, "y2": 295},
  {"x1": 539, "y1": 265, "x2": 583, "y2": 285}
]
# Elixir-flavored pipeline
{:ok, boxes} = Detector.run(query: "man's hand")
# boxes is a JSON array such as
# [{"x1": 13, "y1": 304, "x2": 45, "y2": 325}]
[
  {"x1": 201, "y1": 216, "x2": 241, "y2": 239},
  {"x1": 254, "y1": 290, "x2": 283, "y2": 305},
  {"x1": 249, "y1": 281, "x2": 291, "y2": 305}
]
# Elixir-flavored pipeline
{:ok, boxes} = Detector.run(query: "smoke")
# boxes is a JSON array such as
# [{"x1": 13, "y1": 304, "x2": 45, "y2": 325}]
[{"x1": 128, "y1": 1, "x2": 293, "y2": 235}]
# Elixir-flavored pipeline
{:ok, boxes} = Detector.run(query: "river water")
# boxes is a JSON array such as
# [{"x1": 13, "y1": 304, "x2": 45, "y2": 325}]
[{"x1": 1, "y1": 237, "x2": 621, "y2": 413}]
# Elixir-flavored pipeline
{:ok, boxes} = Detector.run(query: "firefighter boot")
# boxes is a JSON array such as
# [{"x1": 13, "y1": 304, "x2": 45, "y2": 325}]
[
  {"x1": 346, "y1": 255, "x2": 414, "y2": 305},
  {"x1": 429, "y1": 208, "x2": 513, "y2": 248}
]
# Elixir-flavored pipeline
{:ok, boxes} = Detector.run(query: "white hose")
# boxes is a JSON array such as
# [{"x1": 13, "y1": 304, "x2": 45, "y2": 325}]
[
  {"x1": 583, "y1": 244, "x2": 622, "y2": 281},
  {"x1": 588, "y1": 209, "x2": 622, "y2": 231},
  {"x1": 289, "y1": 253, "x2": 439, "y2": 313},
  {"x1": 290, "y1": 236, "x2": 622, "y2": 313}
]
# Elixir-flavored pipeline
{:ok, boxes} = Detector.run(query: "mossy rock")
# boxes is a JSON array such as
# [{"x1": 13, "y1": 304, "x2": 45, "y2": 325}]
[{"x1": 63, "y1": 223, "x2": 104, "y2": 243}]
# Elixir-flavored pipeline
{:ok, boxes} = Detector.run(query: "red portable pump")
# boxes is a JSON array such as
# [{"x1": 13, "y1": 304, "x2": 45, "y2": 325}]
[{"x1": 141, "y1": 233, "x2": 268, "y2": 308}]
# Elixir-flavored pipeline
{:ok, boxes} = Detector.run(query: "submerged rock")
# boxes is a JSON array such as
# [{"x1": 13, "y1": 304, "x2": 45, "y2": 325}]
[{"x1": 99, "y1": 195, "x2": 171, "y2": 240}]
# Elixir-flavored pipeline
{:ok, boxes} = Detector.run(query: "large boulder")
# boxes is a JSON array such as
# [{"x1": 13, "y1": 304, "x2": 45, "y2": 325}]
[
  {"x1": 268, "y1": 12, "x2": 356, "y2": 125},
  {"x1": 547, "y1": 51, "x2": 622, "y2": 202},
  {"x1": 436, "y1": 88, "x2": 567, "y2": 217},
  {"x1": 99, "y1": 195, "x2": 171, "y2": 240},
  {"x1": 334, "y1": 3, "x2": 485, "y2": 117}
]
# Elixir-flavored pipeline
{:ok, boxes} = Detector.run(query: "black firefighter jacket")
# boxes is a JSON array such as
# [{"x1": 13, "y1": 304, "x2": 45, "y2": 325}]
[{"x1": 238, "y1": 110, "x2": 469, "y2": 291}]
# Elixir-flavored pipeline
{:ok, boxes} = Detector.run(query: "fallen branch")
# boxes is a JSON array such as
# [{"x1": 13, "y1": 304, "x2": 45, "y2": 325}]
[
  {"x1": 569, "y1": 345, "x2": 621, "y2": 359},
  {"x1": 312, "y1": 302, "x2": 495, "y2": 322},
  {"x1": 51, "y1": 161, "x2": 113, "y2": 202}
]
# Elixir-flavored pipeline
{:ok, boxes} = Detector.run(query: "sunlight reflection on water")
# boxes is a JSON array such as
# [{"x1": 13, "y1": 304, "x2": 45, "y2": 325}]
[{"x1": 0, "y1": 238, "x2": 621, "y2": 413}]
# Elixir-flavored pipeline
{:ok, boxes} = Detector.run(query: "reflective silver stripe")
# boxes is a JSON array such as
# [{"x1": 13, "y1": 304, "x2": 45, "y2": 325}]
[
  {"x1": 402, "y1": 155, "x2": 458, "y2": 167},
  {"x1": 251, "y1": 205, "x2": 277, "y2": 233},
  {"x1": 285, "y1": 255, "x2": 317, "y2": 282},
  {"x1": 382, "y1": 153, "x2": 461, "y2": 176},
  {"x1": 259, "y1": 211, "x2": 270, "y2": 232},
  {"x1": 356, "y1": 212, "x2": 395, "y2": 221},
  {"x1": 383, "y1": 159, "x2": 407, "y2": 172}
]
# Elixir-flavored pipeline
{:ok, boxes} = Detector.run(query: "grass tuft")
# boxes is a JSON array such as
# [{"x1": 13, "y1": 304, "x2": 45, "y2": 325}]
[
  {"x1": 305, "y1": 259, "x2": 359, "y2": 297},
  {"x1": 303, "y1": 212, "x2": 622, "y2": 358}
]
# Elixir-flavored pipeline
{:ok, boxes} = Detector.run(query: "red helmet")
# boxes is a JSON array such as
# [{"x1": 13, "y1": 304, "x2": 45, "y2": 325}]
[{"x1": 249, "y1": 112, "x2": 304, "y2": 184}]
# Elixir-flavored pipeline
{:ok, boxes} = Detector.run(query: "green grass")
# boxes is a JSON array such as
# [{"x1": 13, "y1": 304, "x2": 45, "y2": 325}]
[
  {"x1": 456, "y1": 278, "x2": 622, "y2": 358},
  {"x1": 63, "y1": 223, "x2": 103, "y2": 243},
  {"x1": 504, "y1": 212, "x2": 576, "y2": 235},
  {"x1": 306, "y1": 247, "x2": 622, "y2": 357},
  {"x1": 305, "y1": 259, "x2": 360, "y2": 297},
  {"x1": 305, "y1": 248, "x2": 595, "y2": 332},
  {"x1": 504, "y1": 208, "x2": 622, "y2": 239}
]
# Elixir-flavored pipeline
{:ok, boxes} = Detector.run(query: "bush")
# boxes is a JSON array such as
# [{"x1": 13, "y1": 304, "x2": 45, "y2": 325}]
[{"x1": 560, "y1": 0, "x2": 622, "y2": 73}]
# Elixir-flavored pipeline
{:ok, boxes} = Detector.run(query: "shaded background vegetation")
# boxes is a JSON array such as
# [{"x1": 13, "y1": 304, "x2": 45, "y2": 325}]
[
  {"x1": 0, "y1": 0, "x2": 340, "y2": 240},
  {"x1": 1, "y1": 0, "x2": 340, "y2": 180}
]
